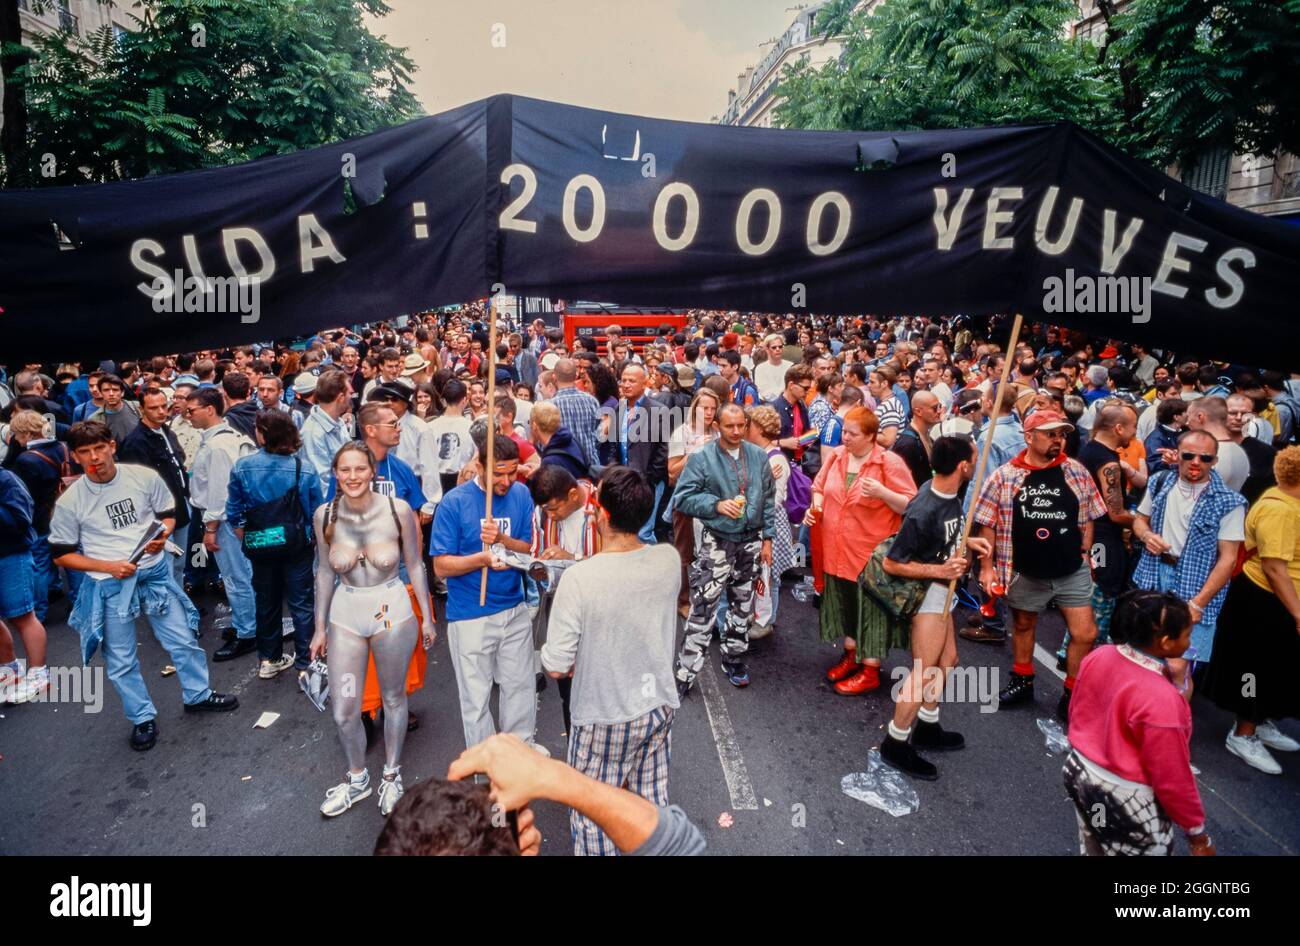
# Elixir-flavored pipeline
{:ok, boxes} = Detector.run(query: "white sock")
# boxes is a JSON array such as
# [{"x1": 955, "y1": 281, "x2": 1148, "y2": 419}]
[
  {"x1": 888, "y1": 721, "x2": 912, "y2": 742},
  {"x1": 918, "y1": 706, "x2": 940, "y2": 724},
  {"x1": 349, "y1": 769, "x2": 369, "y2": 787}
]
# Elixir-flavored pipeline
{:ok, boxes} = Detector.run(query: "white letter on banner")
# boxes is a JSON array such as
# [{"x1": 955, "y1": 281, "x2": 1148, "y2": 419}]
[
  {"x1": 1100, "y1": 210, "x2": 1143, "y2": 274},
  {"x1": 1205, "y1": 248, "x2": 1255, "y2": 309},
  {"x1": 806, "y1": 192, "x2": 850, "y2": 257},
  {"x1": 932, "y1": 188, "x2": 973, "y2": 251},
  {"x1": 499, "y1": 164, "x2": 538, "y2": 234},
  {"x1": 1033, "y1": 186, "x2": 1083, "y2": 256},
  {"x1": 222, "y1": 228, "x2": 276, "y2": 283},
  {"x1": 298, "y1": 214, "x2": 346, "y2": 273},
  {"x1": 736, "y1": 188, "x2": 781, "y2": 256},
  {"x1": 1151, "y1": 232, "x2": 1208, "y2": 299},
  {"x1": 982, "y1": 187, "x2": 1023, "y2": 250},
  {"x1": 652, "y1": 182, "x2": 700, "y2": 251},
  {"x1": 562, "y1": 174, "x2": 606, "y2": 243},
  {"x1": 181, "y1": 235, "x2": 209, "y2": 280},
  {"x1": 131, "y1": 239, "x2": 170, "y2": 299}
]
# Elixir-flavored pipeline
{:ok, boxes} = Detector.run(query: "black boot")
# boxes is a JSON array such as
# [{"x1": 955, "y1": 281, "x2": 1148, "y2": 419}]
[
  {"x1": 998, "y1": 671, "x2": 1035, "y2": 707},
  {"x1": 879, "y1": 735, "x2": 938, "y2": 780},
  {"x1": 912, "y1": 719, "x2": 965, "y2": 751}
]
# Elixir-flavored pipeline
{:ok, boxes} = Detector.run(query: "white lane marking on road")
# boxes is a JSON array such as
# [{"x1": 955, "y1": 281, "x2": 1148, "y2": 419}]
[
  {"x1": 1033, "y1": 644, "x2": 1066, "y2": 681},
  {"x1": 697, "y1": 661, "x2": 758, "y2": 811}
]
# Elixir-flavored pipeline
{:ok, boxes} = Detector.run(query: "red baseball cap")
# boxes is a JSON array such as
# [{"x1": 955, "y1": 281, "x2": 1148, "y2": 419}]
[{"x1": 1024, "y1": 410, "x2": 1074, "y2": 433}]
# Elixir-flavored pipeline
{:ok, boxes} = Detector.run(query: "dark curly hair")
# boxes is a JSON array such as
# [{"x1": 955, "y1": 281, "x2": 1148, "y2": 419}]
[
  {"x1": 373, "y1": 779, "x2": 519, "y2": 856},
  {"x1": 1109, "y1": 589, "x2": 1192, "y2": 650}
]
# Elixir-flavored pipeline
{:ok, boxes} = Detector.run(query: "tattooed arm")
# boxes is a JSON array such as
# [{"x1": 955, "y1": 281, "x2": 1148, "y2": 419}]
[{"x1": 1100, "y1": 462, "x2": 1135, "y2": 528}]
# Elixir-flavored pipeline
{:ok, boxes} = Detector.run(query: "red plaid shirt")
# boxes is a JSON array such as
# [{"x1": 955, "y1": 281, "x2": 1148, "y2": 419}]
[{"x1": 971, "y1": 450, "x2": 1106, "y2": 589}]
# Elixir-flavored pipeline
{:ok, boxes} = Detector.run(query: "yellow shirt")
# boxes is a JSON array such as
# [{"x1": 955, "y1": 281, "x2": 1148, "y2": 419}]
[{"x1": 1243, "y1": 487, "x2": 1300, "y2": 595}]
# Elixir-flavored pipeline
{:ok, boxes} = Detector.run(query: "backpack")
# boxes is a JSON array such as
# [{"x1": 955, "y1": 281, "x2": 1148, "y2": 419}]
[
  {"x1": 241, "y1": 457, "x2": 311, "y2": 560},
  {"x1": 32, "y1": 442, "x2": 80, "y2": 499},
  {"x1": 860, "y1": 535, "x2": 928, "y2": 623},
  {"x1": 768, "y1": 447, "x2": 812, "y2": 524},
  {"x1": 1274, "y1": 391, "x2": 1300, "y2": 446}
]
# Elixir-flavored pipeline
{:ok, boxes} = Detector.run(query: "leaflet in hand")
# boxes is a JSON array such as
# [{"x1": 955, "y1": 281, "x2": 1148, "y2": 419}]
[
  {"x1": 127, "y1": 520, "x2": 168, "y2": 564},
  {"x1": 489, "y1": 544, "x2": 577, "y2": 584}
]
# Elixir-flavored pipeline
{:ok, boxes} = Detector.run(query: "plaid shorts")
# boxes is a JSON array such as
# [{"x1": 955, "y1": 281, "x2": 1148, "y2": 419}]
[{"x1": 567, "y1": 705, "x2": 674, "y2": 856}]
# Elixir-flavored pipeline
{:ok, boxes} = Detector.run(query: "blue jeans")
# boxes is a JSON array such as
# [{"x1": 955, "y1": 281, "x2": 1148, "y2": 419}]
[
  {"x1": 249, "y1": 549, "x2": 315, "y2": 668},
  {"x1": 212, "y1": 520, "x2": 257, "y2": 640},
  {"x1": 638, "y1": 481, "x2": 665, "y2": 545},
  {"x1": 97, "y1": 572, "x2": 212, "y2": 724},
  {"x1": 30, "y1": 536, "x2": 53, "y2": 624},
  {"x1": 1153, "y1": 562, "x2": 1217, "y2": 662}
]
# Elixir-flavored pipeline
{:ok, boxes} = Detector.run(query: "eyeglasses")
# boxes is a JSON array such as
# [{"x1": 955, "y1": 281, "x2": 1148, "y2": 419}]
[{"x1": 1180, "y1": 451, "x2": 1216, "y2": 463}]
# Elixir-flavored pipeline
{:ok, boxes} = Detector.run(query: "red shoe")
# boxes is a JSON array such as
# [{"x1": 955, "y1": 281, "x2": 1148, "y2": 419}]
[
  {"x1": 834, "y1": 664, "x2": 881, "y2": 695},
  {"x1": 826, "y1": 652, "x2": 860, "y2": 683}
]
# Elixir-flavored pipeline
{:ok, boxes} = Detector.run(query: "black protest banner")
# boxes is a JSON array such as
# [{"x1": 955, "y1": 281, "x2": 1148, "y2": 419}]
[{"x1": 2, "y1": 94, "x2": 1297, "y2": 364}]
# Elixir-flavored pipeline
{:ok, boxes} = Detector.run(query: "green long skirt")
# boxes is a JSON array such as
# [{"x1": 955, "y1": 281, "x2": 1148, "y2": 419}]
[{"x1": 818, "y1": 573, "x2": 909, "y2": 660}]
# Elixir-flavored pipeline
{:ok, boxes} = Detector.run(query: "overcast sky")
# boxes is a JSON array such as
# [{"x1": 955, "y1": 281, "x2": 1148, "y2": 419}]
[{"x1": 376, "y1": 0, "x2": 814, "y2": 123}]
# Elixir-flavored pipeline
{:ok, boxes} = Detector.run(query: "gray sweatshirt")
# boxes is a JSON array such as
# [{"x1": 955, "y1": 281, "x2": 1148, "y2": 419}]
[{"x1": 540, "y1": 544, "x2": 681, "y2": 727}]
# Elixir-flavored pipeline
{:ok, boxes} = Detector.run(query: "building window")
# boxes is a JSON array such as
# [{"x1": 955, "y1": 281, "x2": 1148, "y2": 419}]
[{"x1": 1182, "y1": 146, "x2": 1232, "y2": 201}]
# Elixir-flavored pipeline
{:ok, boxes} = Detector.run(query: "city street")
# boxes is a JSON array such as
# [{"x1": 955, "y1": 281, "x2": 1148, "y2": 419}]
[{"x1": 3, "y1": 581, "x2": 1297, "y2": 856}]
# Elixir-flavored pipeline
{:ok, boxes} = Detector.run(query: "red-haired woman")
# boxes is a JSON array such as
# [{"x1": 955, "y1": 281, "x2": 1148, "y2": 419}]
[{"x1": 806, "y1": 407, "x2": 917, "y2": 693}]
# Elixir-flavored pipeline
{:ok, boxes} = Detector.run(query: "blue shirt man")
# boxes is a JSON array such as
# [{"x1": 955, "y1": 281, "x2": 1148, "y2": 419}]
[{"x1": 431, "y1": 434, "x2": 539, "y2": 750}]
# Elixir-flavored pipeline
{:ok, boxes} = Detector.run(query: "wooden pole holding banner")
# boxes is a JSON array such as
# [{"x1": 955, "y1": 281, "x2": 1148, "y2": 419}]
[
  {"x1": 941, "y1": 312, "x2": 1024, "y2": 614},
  {"x1": 480, "y1": 300, "x2": 500, "y2": 606}
]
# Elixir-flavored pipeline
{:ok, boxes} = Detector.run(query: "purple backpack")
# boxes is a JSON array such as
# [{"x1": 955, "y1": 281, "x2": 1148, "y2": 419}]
[{"x1": 768, "y1": 447, "x2": 812, "y2": 524}]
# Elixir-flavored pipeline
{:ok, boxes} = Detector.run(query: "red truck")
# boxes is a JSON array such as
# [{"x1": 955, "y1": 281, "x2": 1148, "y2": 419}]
[{"x1": 562, "y1": 306, "x2": 687, "y2": 355}]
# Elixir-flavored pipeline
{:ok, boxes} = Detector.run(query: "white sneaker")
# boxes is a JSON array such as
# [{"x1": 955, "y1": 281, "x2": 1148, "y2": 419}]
[
  {"x1": 2, "y1": 668, "x2": 47, "y2": 705},
  {"x1": 1256, "y1": 720, "x2": 1300, "y2": 753},
  {"x1": 378, "y1": 772, "x2": 404, "y2": 816},
  {"x1": 321, "y1": 771, "x2": 371, "y2": 817},
  {"x1": 259, "y1": 654, "x2": 294, "y2": 679},
  {"x1": 1225, "y1": 730, "x2": 1283, "y2": 775}
]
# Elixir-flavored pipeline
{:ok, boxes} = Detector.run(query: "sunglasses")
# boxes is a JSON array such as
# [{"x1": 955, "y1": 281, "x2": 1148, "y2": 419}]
[{"x1": 1180, "y1": 451, "x2": 1216, "y2": 463}]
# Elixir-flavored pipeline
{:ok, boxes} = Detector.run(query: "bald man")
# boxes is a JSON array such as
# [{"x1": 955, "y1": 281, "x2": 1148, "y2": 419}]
[{"x1": 892, "y1": 390, "x2": 943, "y2": 488}]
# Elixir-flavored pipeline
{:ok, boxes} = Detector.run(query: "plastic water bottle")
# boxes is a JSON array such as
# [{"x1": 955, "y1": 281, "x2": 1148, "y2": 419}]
[{"x1": 790, "y1": 575, "x2": 816, "y2": 603}]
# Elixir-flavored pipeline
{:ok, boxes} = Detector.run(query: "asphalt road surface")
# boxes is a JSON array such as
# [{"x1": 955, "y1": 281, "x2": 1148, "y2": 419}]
[{"x1": 2, "y1": 579, "x2": 1297, "y2": 856}]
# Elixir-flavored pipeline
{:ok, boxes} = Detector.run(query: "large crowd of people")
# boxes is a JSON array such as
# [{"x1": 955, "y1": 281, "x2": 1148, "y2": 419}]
[{"x1": 2, "y1": 306, "x2": 1298, "y2": 857}]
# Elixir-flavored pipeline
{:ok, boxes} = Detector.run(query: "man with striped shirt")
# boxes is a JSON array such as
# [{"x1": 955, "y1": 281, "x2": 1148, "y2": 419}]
[{"x1": 529, "y1": 464, "x2": 602, "y2": 734}]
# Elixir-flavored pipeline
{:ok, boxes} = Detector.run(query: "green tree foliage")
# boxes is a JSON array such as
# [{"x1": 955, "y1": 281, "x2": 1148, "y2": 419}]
[
  {"x1": 775, "y1": 0, "x2": 1300, "y2": 172},
  {"x1": 1110, "y1": 0, "x2": 1300, "y2": 168},
  {"x1": 777, "y1": 0, "x2": 1118, "y2": 136},
  {"x1": 6, "y1": 0, "x2": 420, "y2": 186}
]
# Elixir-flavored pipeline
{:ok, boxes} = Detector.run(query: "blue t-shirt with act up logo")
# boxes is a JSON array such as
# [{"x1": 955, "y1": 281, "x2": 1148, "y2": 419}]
[{"x1": 431, "y1": 478, "x2": 534, "y2": 622}]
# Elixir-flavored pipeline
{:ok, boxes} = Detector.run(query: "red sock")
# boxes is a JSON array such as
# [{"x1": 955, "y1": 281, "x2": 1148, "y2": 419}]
[
  {"x1": 1012, "y1": 662, "x2": 1035, "y2": 677},
  {"x1": 1064, "y1": 676, "x2": 1076, "y2": 691}
]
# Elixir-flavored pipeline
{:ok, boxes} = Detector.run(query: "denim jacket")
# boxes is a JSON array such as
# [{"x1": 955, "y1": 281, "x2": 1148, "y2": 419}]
[
  {"x1": 225, "y1": 451, "x2": 324, "y2": 540},
  {"x1": 1133, "y1": 470, "x2": 1246, "y2": 627}
]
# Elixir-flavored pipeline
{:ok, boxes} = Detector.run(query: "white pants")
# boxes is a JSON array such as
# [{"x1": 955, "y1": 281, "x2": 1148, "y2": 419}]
[{"x1": 447, "y1": 602, "x2": 536, "y2": 749}]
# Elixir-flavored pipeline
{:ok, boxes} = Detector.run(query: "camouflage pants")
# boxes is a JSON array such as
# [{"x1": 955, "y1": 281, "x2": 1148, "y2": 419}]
[{"x1": 676, "y1": 530, "x2": 761, "y2": 683}]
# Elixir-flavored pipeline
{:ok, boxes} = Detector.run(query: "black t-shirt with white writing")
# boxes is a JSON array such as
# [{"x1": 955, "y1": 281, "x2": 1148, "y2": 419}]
[
  {"x1": 888, "y1": 481, "x2": 963, "y2": 567},
  {"x1": 1011, "y1": 463, "x2": 1081, "y2": 579}
]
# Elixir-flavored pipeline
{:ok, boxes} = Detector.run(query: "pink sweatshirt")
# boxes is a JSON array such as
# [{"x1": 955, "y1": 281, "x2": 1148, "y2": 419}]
[{"x1": 1068, "y1": 645, "x2": 1205, "y2": 831}]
